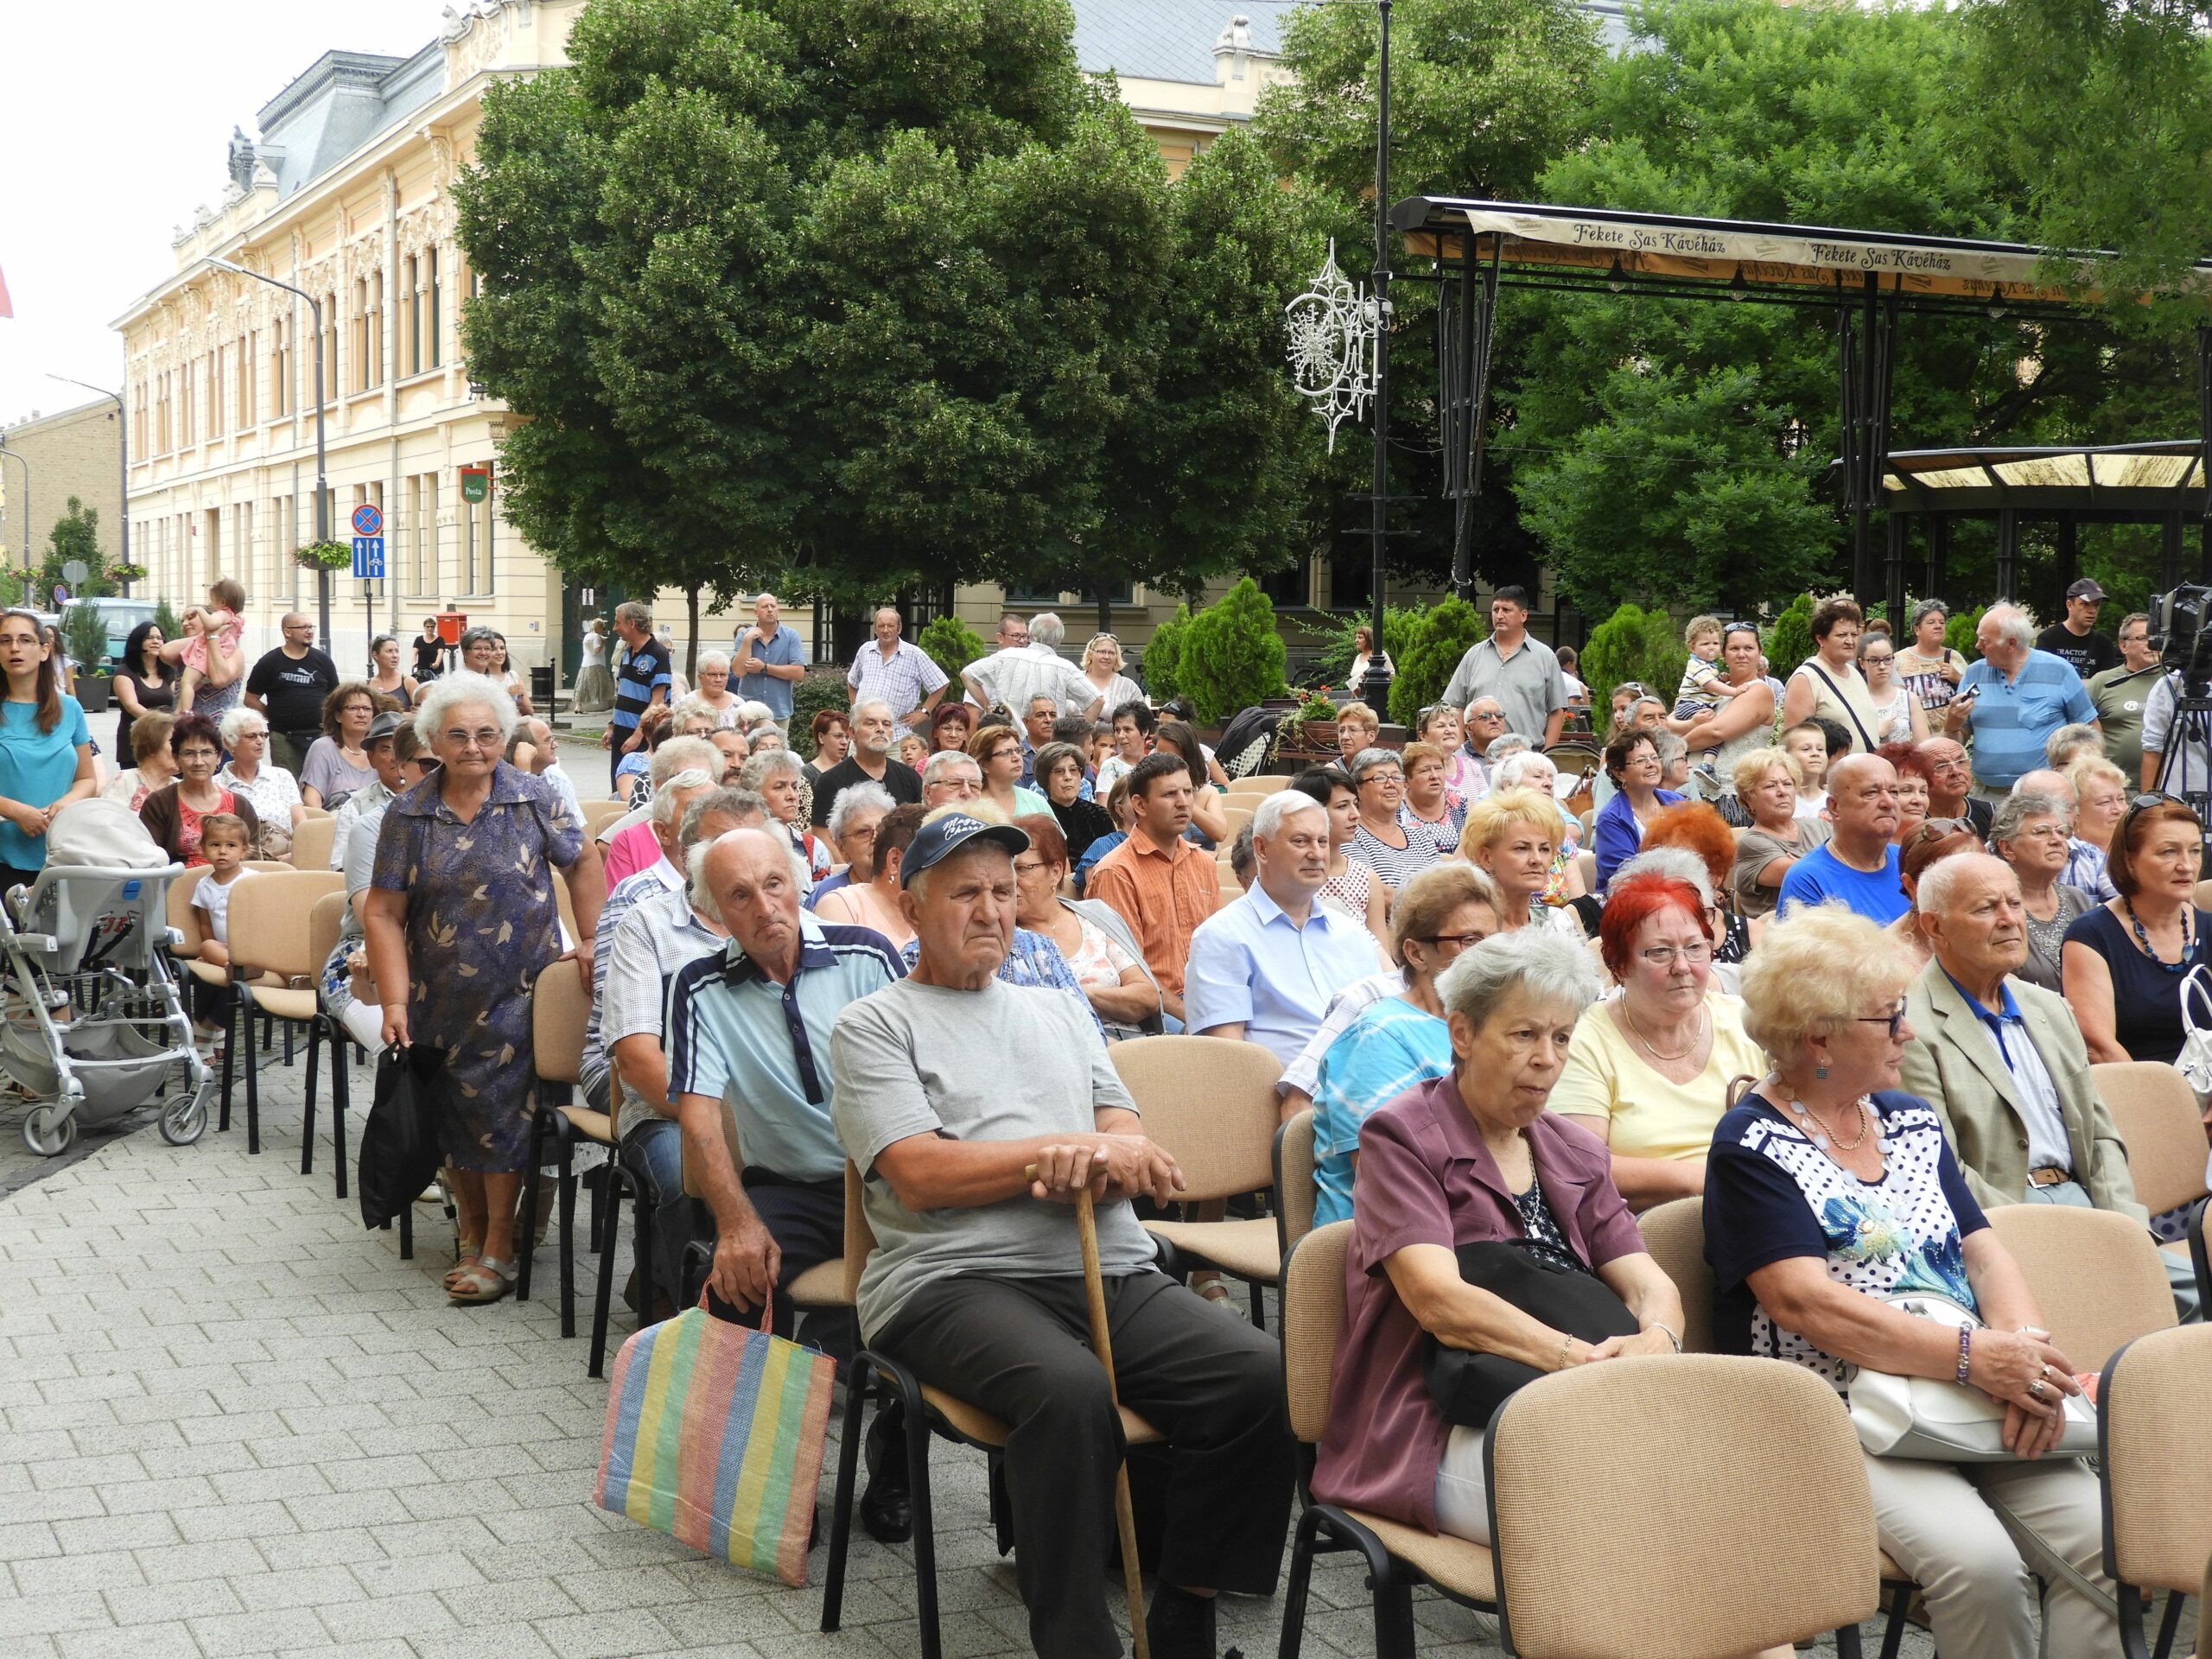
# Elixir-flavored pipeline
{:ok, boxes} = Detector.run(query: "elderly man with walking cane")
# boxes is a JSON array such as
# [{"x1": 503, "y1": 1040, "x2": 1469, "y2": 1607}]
[{"x1": 830, "y1": 812, "x2": 1293, "y2": 1659}]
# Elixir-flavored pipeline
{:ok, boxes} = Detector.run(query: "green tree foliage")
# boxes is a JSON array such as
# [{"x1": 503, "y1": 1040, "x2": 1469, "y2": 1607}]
[
  {"x1": 1138, "y1": 604, "x2": 1192, "y2": 702},
  {"x1": 151, "y1": 600, "x2": 183, "y2": 641},
  {"x1": 457, "y1": 0, "x2": 1318, "y2": 643},
  {"x1": 914, "y1": 615, "x2": 988, "y2": 690},
  {"x1": 1179, "y1": 578, "x2": 1288, "y2": 723},
  {"x1": 42, "y1": 498, "x2": 110, "y2": 601},
  {"x1": 1256, "y1": 0, "x2": 1605, "y2": 590},
  {"x1": 1386, "y1": 597, "x2": 1488, "y2": 728},
  {"x1": 1311, "y1": 603, "x2": 1425, "y2": 690},
  {"x1": 60, "y1": 604, "x2": 108, "y2": 676},
  {"x1": 1583, "y1": 604, "x2": 1687, "y2": 714},
  {"x1": 1945, "y1": 605, "x2": 1987, "y2": 661},
  {"x1": 1764, "y1": 595, "x2": 1817, "y2": 687}
]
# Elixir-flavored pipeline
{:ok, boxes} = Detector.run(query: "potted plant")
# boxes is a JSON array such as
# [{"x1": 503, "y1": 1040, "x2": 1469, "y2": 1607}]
[
  {"x1": 295, "y1": 539, "x2": 353, "y2": 573},
  {"x1": 61, "y1": 602, "x2": 112, "y2": 713},
  {"x1": 1292, "y1": 690, "x2": 1338, "y2": 751}
]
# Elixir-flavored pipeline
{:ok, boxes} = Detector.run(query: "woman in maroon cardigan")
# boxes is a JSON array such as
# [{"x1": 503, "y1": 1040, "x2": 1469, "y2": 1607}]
[
  {"x1": 1312, "y1": 926, "x2": 1683, "y2": 1542},
  {"x1": 139, "y1": 713, "x2": 259, "y2": 868}
]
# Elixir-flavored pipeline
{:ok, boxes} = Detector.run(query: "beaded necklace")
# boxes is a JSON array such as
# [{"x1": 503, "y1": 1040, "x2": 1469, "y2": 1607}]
[{"x1": 2124, "y1": 897, "x2": 2195, "y2": 976}]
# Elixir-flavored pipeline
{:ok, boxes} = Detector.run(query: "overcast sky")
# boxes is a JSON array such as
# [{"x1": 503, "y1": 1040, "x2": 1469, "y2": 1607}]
[{"x1": 0, "y1": 0, "x2": 440, "y2": 429}]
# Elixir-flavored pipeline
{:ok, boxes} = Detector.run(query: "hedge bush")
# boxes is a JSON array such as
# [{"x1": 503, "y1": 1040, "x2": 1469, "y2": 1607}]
[
  {"x1": 1179, "y1": 579, "x2": 1288, "y2": 723},
  {"x1": 1386, "y1": 597, "x2": 1489, "y2": 728},
  {"x1": 1944, "y1": 604, "x2": 1986, "y2": 660},
  {"x1": 1763, "y1": 594, "x2": 1816, "y2": 683},
  {"x1": 915, "y1": 615, "x2": 988, "y2": 691},
  {"x1": 1139, "y1": 604, "x2": 1193, "y2": 702},
  {"x1": 788, "y1": 672, "x2": 851, "y2": 761},
  {"x1": 1583, "y1": 603, "x2": 1688, "y2": 721}
]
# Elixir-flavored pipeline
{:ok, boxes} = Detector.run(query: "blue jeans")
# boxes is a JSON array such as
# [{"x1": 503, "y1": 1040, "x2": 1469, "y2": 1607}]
[
  {"x1": 2024, "y1": 1179, "x2": 2199, "y2": 1322},
  {"x1": 619, "y1": 1116, "x2": 709, "y2": 1310}
]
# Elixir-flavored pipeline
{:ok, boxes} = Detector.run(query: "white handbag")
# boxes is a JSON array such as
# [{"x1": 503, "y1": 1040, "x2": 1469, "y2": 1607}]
[
  {"x1": 2175, "y1": 966, "x2": 2212, "y2": 1109},
  {"x1": 1847, "y1": 1292, "x2": 2097, "y2": 1462}
]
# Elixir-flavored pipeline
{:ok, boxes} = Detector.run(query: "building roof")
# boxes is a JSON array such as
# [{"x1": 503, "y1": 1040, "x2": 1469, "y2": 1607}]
[{"x1": 1071, "y1": 0, "x2": 1296, "y2": 86}]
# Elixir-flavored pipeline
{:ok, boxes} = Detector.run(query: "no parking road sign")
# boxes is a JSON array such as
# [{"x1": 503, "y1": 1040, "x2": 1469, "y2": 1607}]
[{"x1": 351, "y1": 503, "x2": 384, "y2": 538}]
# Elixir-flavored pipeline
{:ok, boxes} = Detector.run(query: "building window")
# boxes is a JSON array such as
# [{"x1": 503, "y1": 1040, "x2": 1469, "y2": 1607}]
[
  {"x1": 428, "y1": 251, "x2": 442, "y2": 369},
  {"x1": 324, "y1": 295, "x2": 338, "y2": 405},
  {"x1": 405, "y1": 256, "x2": 420, "y2": 375},
  {"x1": 1003, "y1": 580, "x2": 1136, "y2": 607},
  {"x1": 272, "y1": 319, "x2": 289, "y2": 417}
]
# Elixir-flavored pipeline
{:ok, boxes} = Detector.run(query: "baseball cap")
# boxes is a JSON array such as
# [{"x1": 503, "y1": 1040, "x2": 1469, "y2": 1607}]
[
  {"x1": 899, "y1": 812, "x2": 1030, "y2": 888},
  {"x1": 2066, "y1": 579, "x2": 2107, "y2": 601}
]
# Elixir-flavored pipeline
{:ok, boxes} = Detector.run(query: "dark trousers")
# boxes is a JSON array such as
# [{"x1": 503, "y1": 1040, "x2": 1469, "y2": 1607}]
[
  {"x1": 271, "y1": 729, "x2": 318, "y2": 779},
  {"x1": 874, "y1": 1268, "x2": 1292, "y2": 1659},
  {"x1": 698, "y1": 1169, "x2": 845, "y2": 1334}
]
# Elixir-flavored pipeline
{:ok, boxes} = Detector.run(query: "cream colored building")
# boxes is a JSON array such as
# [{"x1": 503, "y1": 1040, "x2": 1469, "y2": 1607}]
[{"x1": 117, "y1": 0, "x2": 1345, "y2": 682}]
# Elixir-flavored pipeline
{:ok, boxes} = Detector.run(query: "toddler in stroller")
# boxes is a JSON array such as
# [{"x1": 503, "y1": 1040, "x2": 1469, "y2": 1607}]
[{"x1": 0, "y1": 798, "x2": 215, "y2": 1154}]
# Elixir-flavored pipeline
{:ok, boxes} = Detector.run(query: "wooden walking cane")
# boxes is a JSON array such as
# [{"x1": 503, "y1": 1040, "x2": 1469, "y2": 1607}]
[{"x1": 1074, "y1": 1182, "x2": 1152, "y2": 1659}]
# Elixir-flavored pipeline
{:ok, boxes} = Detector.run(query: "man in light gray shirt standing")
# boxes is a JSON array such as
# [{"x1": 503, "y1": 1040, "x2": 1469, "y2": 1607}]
[
  {"x1": 830, "y1": 812, "x2": 1292, "y2": 1659},
  {"x1": 1440, "y1": 585, "x2": 1567, "y2": 747}
]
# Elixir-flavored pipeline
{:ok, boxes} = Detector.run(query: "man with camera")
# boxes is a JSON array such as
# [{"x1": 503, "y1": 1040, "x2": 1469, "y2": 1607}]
[{"x1": 2136, "y1": 587, "x2": 2212, "y2": 801}]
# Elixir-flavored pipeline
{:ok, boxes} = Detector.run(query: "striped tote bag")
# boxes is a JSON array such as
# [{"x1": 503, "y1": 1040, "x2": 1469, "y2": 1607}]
[{"x1": 594, "y1": 1294, "x2": 835, "y2": 1586}]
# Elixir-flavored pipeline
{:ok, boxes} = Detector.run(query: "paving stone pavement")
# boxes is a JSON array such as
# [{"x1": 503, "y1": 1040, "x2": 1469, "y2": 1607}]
[{"x1": 0, "y1": 1039, "x2": 1948, "y2": 1658}]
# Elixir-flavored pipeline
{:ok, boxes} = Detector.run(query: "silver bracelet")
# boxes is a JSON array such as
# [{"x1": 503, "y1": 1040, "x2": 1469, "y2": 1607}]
[
  {"x1": 1558, "y1": 1332, "x2": 1577, "y2": 1371},
  {"x1": 1649, "y1": 1321, "x2": 1683, "y2": 1353}
]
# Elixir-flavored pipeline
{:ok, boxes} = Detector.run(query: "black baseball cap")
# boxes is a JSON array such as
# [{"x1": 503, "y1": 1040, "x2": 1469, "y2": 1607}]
[
  {"x1": 2066, "y1": 579, "x2": 2107, "y2": 602},
  {"x1": 899, "y1": 813, "x2": 1029, "y2": 888}
]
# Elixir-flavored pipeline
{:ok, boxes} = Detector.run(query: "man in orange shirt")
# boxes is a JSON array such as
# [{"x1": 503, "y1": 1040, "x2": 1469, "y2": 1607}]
[{"x1": 1084, "y1": 752, "x2": 1217, "y2": 1026}]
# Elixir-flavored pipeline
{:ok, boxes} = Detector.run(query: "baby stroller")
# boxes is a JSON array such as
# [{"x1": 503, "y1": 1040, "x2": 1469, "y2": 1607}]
[{"x1": 0, "y1": 799, "x2": 214, "y2": 1156}]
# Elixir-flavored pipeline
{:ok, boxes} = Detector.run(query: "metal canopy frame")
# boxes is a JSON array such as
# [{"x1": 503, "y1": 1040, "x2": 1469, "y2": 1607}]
[{"x1": 1383, "y1": 195, "x2": 2212, "y2": 609}]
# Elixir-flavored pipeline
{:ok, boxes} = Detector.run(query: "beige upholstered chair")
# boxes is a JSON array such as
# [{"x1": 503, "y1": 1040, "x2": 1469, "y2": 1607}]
[
  {"x1": 1487, "y1": 1354, "x2": 1881, "y2": 1657},
  {"x1": 675, "y1": 1107, "x2": 848, "y2": 1310},
  {"x1": 1635, "y1": 1196, "x2": 1714, "y2": 1357},
  {"x1": 1986, "y1": 1203, "x2": 2176, "y2": 1374},
  {"x1": 1110, "y1": 1034, "x2": 1286, "y2": 1325},
  {"x1": 2098, "y1": 1324, "x2": 2212, "y2": 1659},
  {"x1": 581, "y1": 799, "x2": 631, "y2": 837},
  {"x1": 288, "y1": 814, "x2": 337, "y2": 872},
  {"x1": 222, "y1": 868, "x2": 343, "y2": 1162},
  {"x1": 2090, "y1": 1061, "x2": 2212, "y2": 1255},
  {"x1": 1272, "y1": 1108, "x2": 1317, "y2": 1257},
  {"x1": 821, "y1": 1161, "x2": 1158, "y2": 1659}
]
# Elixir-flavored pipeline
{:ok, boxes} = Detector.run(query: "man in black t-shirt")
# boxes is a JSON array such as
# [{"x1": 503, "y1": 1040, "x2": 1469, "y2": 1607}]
[
  {"x1": 2034, "y1": 580, "x2": 2120, "y2": 680},
  {"x1": 245, "y1": 613, "x2": 341, "y2": 776},
  {"x1": 809, "y1": 698, "x2": 920, "y2": 829}
]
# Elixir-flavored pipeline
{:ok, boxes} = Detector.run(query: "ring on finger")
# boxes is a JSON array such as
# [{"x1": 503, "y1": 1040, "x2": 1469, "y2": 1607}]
[{"x1": 2028, "y1": 1378, "x2": 2047, "y2": 1402}]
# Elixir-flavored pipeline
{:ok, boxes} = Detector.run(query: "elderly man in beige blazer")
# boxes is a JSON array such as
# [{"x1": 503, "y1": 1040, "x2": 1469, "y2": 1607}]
[{"x1": 1899, "y1": 853, "x2": 2196, "y2": 1317}]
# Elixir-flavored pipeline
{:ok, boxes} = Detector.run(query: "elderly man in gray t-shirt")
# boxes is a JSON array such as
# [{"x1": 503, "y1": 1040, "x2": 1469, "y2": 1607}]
[{"x1": 830, "y1": 813, "x2": 1292, "y2": 1659}]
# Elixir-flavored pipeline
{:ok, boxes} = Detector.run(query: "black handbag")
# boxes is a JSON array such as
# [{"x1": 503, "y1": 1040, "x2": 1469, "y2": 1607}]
[
  {"x1": 1422, "y1": 1241, "x2": 1638, "y2": 1427},
  {"x1": 357, "y1": 1043, "x2": 447, "y2": 1230}
]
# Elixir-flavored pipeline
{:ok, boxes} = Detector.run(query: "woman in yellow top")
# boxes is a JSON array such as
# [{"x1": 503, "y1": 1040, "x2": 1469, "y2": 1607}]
[{"x1": 1551, "y1": 869, "x2": 1764, "y2": 1209}]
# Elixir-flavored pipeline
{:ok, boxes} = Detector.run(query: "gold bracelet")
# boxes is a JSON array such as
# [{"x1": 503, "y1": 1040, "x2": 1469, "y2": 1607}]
[{"x1": 1558, "y1": 1332, "x2": 1577, "y2": 1371}]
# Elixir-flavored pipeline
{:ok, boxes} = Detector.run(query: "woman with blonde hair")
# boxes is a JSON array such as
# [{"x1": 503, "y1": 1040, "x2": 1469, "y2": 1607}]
[
  {"x1": 1334, "y1": 700, "x2": 1380, "y2": 767},
  {"x1": 1729, "y1": 747, "x2": 1831, "y2": 919},
  {"x1": 2063, "y1": 753, "x2": 2126, "y2": 897},
  {"x1": 1710, "y1": 903, "x2": 2115, "y2": 1659},
  {"x1": 1078, "y1": 632, "x2": 1142, "y2": 717},
  {"x1": 1462, "y1": 788, "x2": 1584, "y2": 938}
]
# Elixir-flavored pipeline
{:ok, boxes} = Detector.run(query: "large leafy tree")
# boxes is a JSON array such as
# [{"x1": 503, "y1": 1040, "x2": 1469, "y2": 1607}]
[
  {"x1": 1507, "y1": 0, "x2": 2199, "y2": 619},
  {"x1": 457, "y1": 0, "x2": 1317, "y2": 657}
]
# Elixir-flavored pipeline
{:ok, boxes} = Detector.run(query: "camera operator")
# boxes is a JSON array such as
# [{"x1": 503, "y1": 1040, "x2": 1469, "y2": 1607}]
[{"x1": 2136, "y1": 589, "x2": 2212, "y2": 800}]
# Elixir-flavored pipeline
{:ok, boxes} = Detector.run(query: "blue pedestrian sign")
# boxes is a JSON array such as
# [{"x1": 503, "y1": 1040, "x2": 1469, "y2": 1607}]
[
  {"x1": 352, "y1": 537, "x2": 385, "y2": 580},
  {"x1": 351, "y1": 503, "x2": 384, "y2": 538}
]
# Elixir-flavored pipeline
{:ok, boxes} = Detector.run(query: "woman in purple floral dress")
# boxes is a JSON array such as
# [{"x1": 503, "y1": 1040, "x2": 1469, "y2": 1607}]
[{"x1": 365, "y1": 672, "x2": 605, "y2": 1304}]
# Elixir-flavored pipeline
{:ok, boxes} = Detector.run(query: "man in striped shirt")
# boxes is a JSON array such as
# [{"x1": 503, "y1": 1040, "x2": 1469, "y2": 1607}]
[{"x1": 846, "y1": 607, "x2": 948, "y2": 732}]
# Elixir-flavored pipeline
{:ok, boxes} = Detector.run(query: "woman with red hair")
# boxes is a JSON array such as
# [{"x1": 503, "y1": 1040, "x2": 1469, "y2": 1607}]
[
  {"x1": 1552, "y1": 870, "x2": 1764, "y2": 1209},
  {"x1": 1876, "y1": 739, "x2": 1934, "y2": 847},
  {"x1": 1642, "y1": 799, "x2": 1753, "y2": 963}
]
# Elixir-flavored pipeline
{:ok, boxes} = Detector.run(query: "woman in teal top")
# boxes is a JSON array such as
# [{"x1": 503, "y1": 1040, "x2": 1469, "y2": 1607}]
[
  {"x1": 1309, "y1": 864, "x2": 1500, "y2": 1224},
  {"x1": 0, "y1": 608, "x2": 95, "y2": 890}
]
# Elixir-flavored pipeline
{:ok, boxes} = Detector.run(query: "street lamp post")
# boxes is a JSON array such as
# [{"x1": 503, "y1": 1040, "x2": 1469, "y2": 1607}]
[
  {"x1": 1363, "y1": 0, "x2": 1394, "y2": 714},
  {"x1": 0, "y1": 441, "x2": 32, "y2": 608},
  {"x1": 44, "y1": 374, "x2": 129, "y2": 596},
  {"x1": 204, "y1": 257, "x2": 330, "y2": 651}
]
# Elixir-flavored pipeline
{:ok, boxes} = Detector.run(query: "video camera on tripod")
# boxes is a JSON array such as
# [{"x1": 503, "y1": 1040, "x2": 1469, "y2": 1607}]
[
  {"x1": 2151, "y1": 584, "x2": 2212, "y2": 811},
  {"x1": 2154, "y1": 583, "x2": 2212, "y2": 696}
]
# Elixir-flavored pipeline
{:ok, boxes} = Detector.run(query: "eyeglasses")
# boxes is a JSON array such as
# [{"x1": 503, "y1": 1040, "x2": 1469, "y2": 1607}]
[
  {"x1": 1858, "y1": 1001, "x2": 1907, "y2": 1040},
  {"x1": 1360, "y1": 772, "x2": 1405, "y2": 786},
  {"x1": 1418, "y1": 931, "x2": 1491, "y2": 952},
  {"x1": 1637, "y1": 942, "x2": 1713, "y2": 967},
  {"x1": 443, "y1": 728, "x2": 505, "y2": 751},
  {"x1": 1470, "y1": 709, "x2": 1506, "y2": 722},
  {"x1": 1012, "y1": 858, "x2": 1052, "y2": 878}
]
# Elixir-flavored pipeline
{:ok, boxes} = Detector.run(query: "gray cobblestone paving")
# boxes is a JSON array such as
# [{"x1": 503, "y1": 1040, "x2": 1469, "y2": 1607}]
[{"x1": 0, "y1": 1019, "x2": 1955, "y2": 1657}]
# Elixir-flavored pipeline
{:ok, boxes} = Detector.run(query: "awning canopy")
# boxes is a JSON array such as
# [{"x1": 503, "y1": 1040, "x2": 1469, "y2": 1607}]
[
  {"x1": 1388, "y1": 197, "x2": 2212, "y2": 312},
  {"x1": 1873, "y1": 441, "x2": 2207, "y2": 512}
]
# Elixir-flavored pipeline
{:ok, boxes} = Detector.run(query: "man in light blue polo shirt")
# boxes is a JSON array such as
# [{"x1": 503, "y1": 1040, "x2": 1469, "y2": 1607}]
[
  {"x1": 730, "y1": 591, "x2": 806, "y2": 726},
  {"x1": 1185, "y1": 791, "x2": 1383, "y2": 1066},
  {"x1": 1944, "y1": 604, "x2": 2098, "y2": 798},
  {"x1": 665, "y1": 823, "x2": 912, "y2": 1541}
]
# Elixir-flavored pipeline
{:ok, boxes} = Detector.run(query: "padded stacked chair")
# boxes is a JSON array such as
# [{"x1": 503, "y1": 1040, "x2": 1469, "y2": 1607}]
[
  {"x1": 2092, "y1": 1059, "x2": 2212, "y2": 1280},
  {"x1": 289, "y1": 815, "x2": 337, "y2": 873},
  {"x1": 220, "y1": 868, "x2": 344, "y2": 1159},
  {"x1": 514, "y1": 957, "x2": 635, "y2": 1375},
  {"x1": 2098, "y1": 1324, "x2": 2212, "y2": 1659},
  {"x1": 1271, "y1": 1107, "x2": 1317, "y2": 1258},
  {"x1": 1109, "y1": 1033, "x2": 1285, "y2": 1325},
  {"x1": 1986, "y1": 1203, "x2": 2177, "y2": 1372},
  {"x1": 1276, "y1": 1220, "x2": 1879, "y2": 1658},
  {"x1": 300, "y1": 887, "x2": 360, "y2": 1197},
  {"x1": 821, "y1": 1163, "x2": 1162, "y2": 1659}
]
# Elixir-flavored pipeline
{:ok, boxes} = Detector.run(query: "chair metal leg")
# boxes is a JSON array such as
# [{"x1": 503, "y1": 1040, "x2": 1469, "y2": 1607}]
[
  {"x1": 516, "y1": 1110, "x2": 547, "y2": 1303},
  {"x1": 1876, "y1": 1580, "x2": 1914, "y2": 1659},
  {"x1": 219, "y1": 995, "x2": 237, "y2": 1132},
  {"x1": 1834, "y1": 1618, "x2": 1864, "y2": 1658},
  {"x1": 906, "y1": 1382, "x2": 942, "y2": 1659},
  {"x1": 398, "y1": 1198, "x2": 413, "y2": 1260},
  {"x1": 281, "y1": 1016, "x2": 292, "y2": 1067},
  {"x1": 820, "y1": 1357, "x2": 873, "y2": 1632},
  {"x1": 588, "y1": 1161, "x2": 623, "y2": 1378},
  {"x1": 329, "y1": 1021, "x2": 349, "y2": 1201},
  {"x1": 557, "y1": 1137, "x2": 577, "y2": 1339},
  {"x1": 632, "y1": 1158, "x2": 653, "y2": 1325},
  {"x1": 301, "y1": 1014, "x2": 320, "y2": 1178},
  {"x1": 1249, "y1": 1277, "x2": 1266, "y2": 1332},
  {"x1": 2152, "y1": 1586, "x2": 2185, "y2": 1659},
  {"x1": 986, "y1": 1449, "x2": 1013, "y2": 1556},
  {"x1": 243, "y1": 997, "x2": 262, "y2": 1155},
  {"x1": 1276, "y1": 1505, "x2": 1324, "y2": 1659}
]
